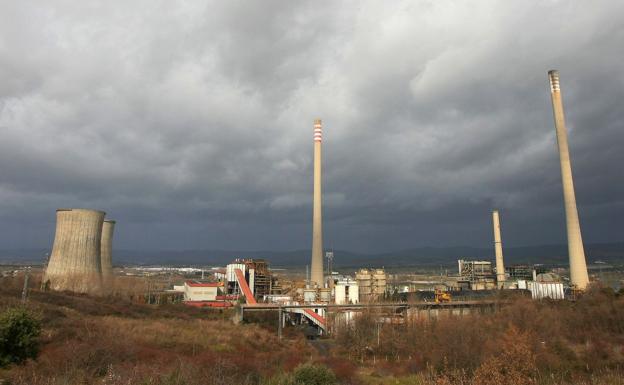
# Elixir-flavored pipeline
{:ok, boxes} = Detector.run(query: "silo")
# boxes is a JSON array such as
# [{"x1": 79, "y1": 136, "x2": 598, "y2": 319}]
[
  {"x1": 319, "y1": 288, "x2": 331, "y2": 303},
  {"x1": 372, "y1": 269, "x2": 387, "y2": 299},
  {"x1": 100, "y1": 219, "x2": 116, "y2": 288},
  {"x1": 44, "y1": 209, "x2": 105, "y2": 294},
  {"x1": 356, "y1": 269, "x2": 372, "y2": 302}
]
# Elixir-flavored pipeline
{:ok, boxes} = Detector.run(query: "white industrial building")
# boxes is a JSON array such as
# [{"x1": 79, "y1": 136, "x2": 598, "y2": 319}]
[
  {"x1": 335, "y1": 278, "x2": 359, "y2": 304},
  {"x1": 183, "y1": 281, "x2": 222, "y2": 302},
  {"x1": 519, "y1": 280, "x2": 565, "y2": 300}
]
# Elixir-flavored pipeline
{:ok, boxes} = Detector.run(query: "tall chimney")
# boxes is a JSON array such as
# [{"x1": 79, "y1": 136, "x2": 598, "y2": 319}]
[
  {"x1": 548, "y1": 70, "x2": 589, "y2": 290},
  {"x1": 310, "y1": 119, "x2": 324, "y2": 287},
  {"x1": 492, "y1": 210, "x2": 506, "y2": 287}
]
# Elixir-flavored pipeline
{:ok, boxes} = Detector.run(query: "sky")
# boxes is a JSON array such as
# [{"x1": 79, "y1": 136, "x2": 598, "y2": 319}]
[{"x1": 0, "y1": 1, "x2": 622, "y2": 253}]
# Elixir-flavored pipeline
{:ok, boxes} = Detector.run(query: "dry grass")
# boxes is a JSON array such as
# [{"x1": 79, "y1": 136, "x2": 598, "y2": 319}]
[
  {"x1": 336, "y1": 286, "x2": 624, "y2": 384},
  {"x1": 0, "y1": 281, "x2": 313, "y2": 385},
  {"x1": 1, "y1": 277, "x2": 623, "y2": 385}
]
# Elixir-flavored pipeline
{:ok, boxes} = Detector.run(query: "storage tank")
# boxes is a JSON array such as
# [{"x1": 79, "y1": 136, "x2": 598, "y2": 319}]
[
  {"x1": 100, "y1": 219, "x2": 115, "y2": 289},
  {"x1": 372, "y1": 269, "x2": 387, "y2": 296},
  {"x1": 44, "y1": 208, "x2": 105, "y2": 294},
  {"x1": 356, "y1": 269, "x2": 372, "y2": 302},
  {"x1": 319, "y1": 288, "x2": 331, "y2": 303}
]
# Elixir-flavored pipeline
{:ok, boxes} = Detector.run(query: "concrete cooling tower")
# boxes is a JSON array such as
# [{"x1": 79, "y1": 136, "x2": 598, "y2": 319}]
[
  {"x1": 44, "y1": 208, "x2": 105, "y2": 294},
  {"x1": 548, "y1": 70, "x2": 589, "y2": 290},
  {"x1": 100, "y1": 219, "x2": 116, "y2": 288}
]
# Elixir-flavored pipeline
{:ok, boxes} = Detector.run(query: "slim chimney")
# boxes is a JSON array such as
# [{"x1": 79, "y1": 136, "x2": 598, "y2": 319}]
[
  {"x1": 548, "y1": 70, "x2": 589, "y2": 290},
  {"x1": 492, "y1": 210, "x2": 506, "y2": 287},
  {"x1": 310, "y1": 119, "x2": 324, "y2": 287}
]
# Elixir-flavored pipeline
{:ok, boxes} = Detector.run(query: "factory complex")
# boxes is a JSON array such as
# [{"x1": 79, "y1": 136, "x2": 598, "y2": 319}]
[{"x1": 38, "y1": 70, "x2": 596, "y2": 337}]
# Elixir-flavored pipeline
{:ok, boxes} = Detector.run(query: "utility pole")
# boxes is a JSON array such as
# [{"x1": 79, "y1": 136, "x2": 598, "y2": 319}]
[
  {"x1": 146, "y1": 276, "x2": 151, "y2": 305},
  {"x1": 278, "y1": 306, "x2": 283, "y2": 340},
  {"x1": 305, "y1": 265, "x2": 309, "y2": 287},
  {"x1": 21, "y1": 268, "x2": 30, "y2": 303}
]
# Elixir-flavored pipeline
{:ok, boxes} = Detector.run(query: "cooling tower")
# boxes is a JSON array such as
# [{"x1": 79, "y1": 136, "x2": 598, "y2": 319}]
[
  {"x1": 548, "y1": 70, "x2": 589, "y2": 290},
  {"x1": 44, "y1": 208, "x2": 105, "y2": 294},
  {"x1": 310, "y1": 119, "x2": 324, "y2": 287},
  {"x1": 100, "y1": 219, "x2": 116, "y2": 288},
  {"x1": 492, "y1": 210, "x2": 506, "y2": 287}
]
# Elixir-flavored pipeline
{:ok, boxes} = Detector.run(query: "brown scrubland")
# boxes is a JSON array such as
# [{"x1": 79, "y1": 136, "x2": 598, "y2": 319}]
[{"x1": 0, "y1": 274, "x2": 623, "y2": 385}]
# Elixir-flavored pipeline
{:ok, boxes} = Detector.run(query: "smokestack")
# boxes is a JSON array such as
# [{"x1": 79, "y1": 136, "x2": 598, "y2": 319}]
[
  {"x1": 492, "y1": 210, "x2": 506, "y2": 287},
  {"x1": 100, "y1": 219, "x2": 116, "y2": 289},
  {"x1": 44, "y1": 208, "x2": 105, "y2": 294},
  {"x1": 310, "y1": 119, "x2": 324, "y2": 287},
  {"x1": 548, "y1": 70, "x2": 589, "y2": 290}
]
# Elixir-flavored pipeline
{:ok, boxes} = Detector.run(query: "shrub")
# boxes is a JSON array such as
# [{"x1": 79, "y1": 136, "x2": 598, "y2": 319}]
[
  {"x1": 471, "y1": 326, "x2": 537, "y2": 385},
  {"x1": 262, "y1": 372, "x2": 296, "y2": 385},
  {"x1": 292, "y1": 363, "x2": 338, "y2": 385},
  {"x1": 0, "y1": 307, "x2": 42, "y2": 367}
]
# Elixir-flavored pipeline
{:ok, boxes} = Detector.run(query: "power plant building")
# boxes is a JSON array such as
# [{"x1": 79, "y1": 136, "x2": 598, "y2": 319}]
[
  {"x1": 457, "y1": 260, "x2": 496, "y2": 290},
  {"x1": 547, "y1": 70, "x2": 590, "y2": 290},
  {"x1": 44, "y1": 208, "x2": 105, "y2": 294},
  {"x1": 225, "y1": 259, "x2": 280, "y2": 298},
  {"x1": 334, "y1": 278, "x2": 359, "y2": 305},
  {"x1": 183, "y1": 281, "x2": 222, "y2": 302}
]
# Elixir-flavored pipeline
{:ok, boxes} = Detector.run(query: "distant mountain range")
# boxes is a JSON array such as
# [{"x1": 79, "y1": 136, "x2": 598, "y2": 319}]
[{"x1": 1, "y1": 242, "x2": 623, "y2": 268}]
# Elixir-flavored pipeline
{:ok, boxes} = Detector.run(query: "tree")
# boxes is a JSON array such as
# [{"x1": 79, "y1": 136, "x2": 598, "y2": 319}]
[
  {"x1": 471, "y1": 326, "x2": 537, "y2": 385},
  {"x1": 0, "y1": 307, "x2": 42, "y2": 367}
]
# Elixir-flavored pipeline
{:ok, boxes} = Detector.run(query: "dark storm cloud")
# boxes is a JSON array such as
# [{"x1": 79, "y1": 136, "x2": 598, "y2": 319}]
[{"x1": 0, "y1": 1, "x2": 622, "y2": 252}]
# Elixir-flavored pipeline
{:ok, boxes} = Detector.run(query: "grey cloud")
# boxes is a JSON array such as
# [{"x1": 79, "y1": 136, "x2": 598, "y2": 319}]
[{"x1": 0, "y1": 1, "x2": 622, "y2": 253}]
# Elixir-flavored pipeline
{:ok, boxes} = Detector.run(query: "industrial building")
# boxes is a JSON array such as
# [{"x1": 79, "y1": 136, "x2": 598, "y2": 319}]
[
  {"x1": 226, "y1": 258, "x2": 281, "y2": 299},
  {"x1": 456, "y1": 260, "x2": 496, "y2": 290},
  {"x1": 334, "y1": 277, "x2": 359, "y2": 304},
  {"x1": 183, "y1": 281, "x2": 223, "y2": 302},
  {"x1": 519, "y1": 280, "x2": 565, "y2": 300},
  {"x1": 507, "y1": 264, "x2": 548, "y2": 281}
]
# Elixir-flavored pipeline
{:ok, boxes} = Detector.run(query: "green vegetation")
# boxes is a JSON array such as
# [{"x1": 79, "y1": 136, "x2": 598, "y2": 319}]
[
  {"x1": 262, "y1": 364, "x2": 338, "y2": 385},
  {"x1": 292, "y1": 363, "x2": 338, "y2": 385},
  {"x1": 0, "y1": 307, "x2": 41, "y2": 367}
]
